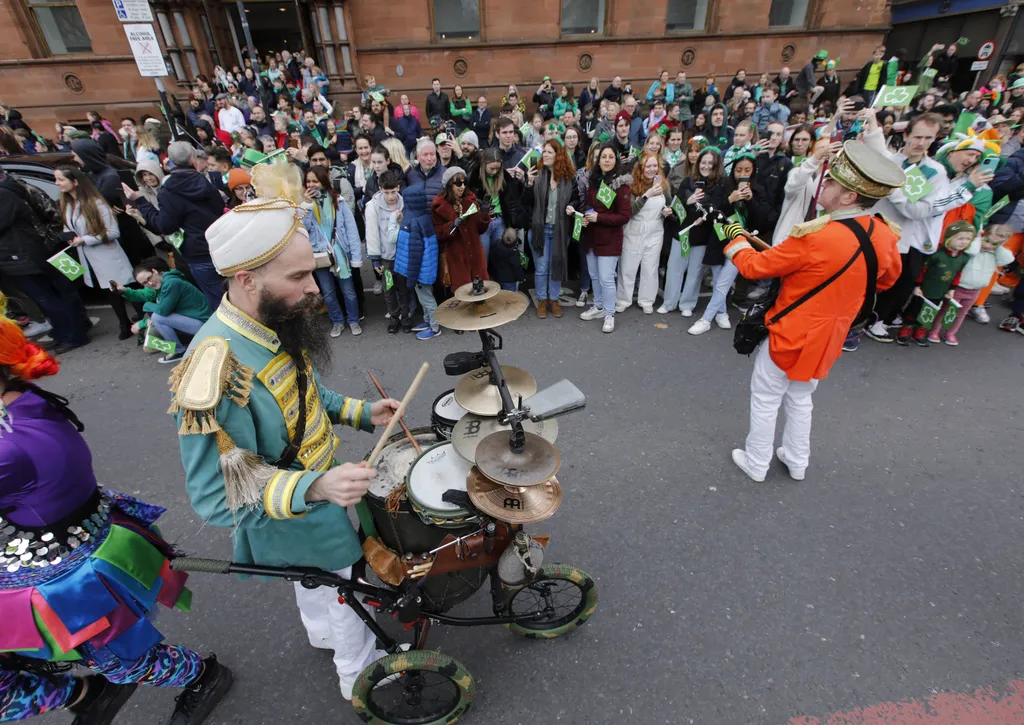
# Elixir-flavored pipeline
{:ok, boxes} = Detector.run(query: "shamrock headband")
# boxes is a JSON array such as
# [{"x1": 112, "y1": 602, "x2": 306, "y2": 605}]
[
  {"x1": 545, "y1": 122, "x2": 566, "y2": 136},
  {"x1": 732, "y1": 150, "x2": 757, "y2": 164}
]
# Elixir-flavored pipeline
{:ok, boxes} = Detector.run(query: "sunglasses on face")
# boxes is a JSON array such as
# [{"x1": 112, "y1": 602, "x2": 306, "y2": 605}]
[{"x1": 451, "y1": 178, "x2": 466, "y2": 187}]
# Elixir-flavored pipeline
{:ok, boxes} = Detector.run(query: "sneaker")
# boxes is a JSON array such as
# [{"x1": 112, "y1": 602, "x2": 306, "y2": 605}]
[
  {"x1": 865, "y1": 320, "x2": 893, "y2": 343},
  {"x1": 536, "y1": 300, "x2": 549, "y2": 319},
  {"x1": 614, "y1": 301, "x2": 629, "y2": 313},
  {"x1": 687, "y1": 318, "x2": 712, "y2": 335},
  {"x1": 889, "y1": 315, "x2": 903, "y2": 328},
  {"x1": 580, "y1": 306, "x2": 604, "y2": 321},
  {"x1": 842, "y1": 334, "x2": 860, "y2": 352},
  {"x1": 70, "y1": 676, "x2": 137, "y2": 725},
  {"x1": 549, "y1": 300, "x2": 564, "y2": 318},
  {"x1": 411, "y1": 321, "x2": 429, "y2": 332},
  {"x1": 991, "y1": 283, "x2": 1010, "y2": 296},
  {"x1": 641, "y1": 304, "x2": 654, "y2": 315},
  {"x1": 602, "y1": 316, "x2": 615, "y2": 333},
  {"x1": 22, "y1": 320, "x2": 52, "y2": 338},
  {"x1": 576, "y1": 289, "x2": 588, "y2": 307},
  {"x1": 158, "y1": 351, "x2": 185, "y2": 364},
  {"x1": 656, "y1": 305, "x2": 670, "y2": 314},
  {"x1": 165, "y1": 654, "x2": 232, "y2": 725},
  {"x1": 330, "y1": 323, "x2": 344, "y2": 338},
  {"x1": 895, "y1": 327, "x2": 912, "y2": 346},
  {"x1": 775, "y1": 446, "x2": 806, "y2": 481},
  {"x1": 926, "y1": 332, "x2": 941, "y2": 344},
  {"x1": 387, "y1": 318, "x2": 400, "y2": 334},
  {"x1": 944, "y1": 333, "x2": 959, "y2": 346},
  {"x1": 969, "y1": 307, "x2": 990, "y2": 324},
  {"x1": 416, "y1": 326, "x2": 441, "y2": 340},
  {"x1": 731, "y1": 449, "x2": 765, "y2": 483},
  {"x1": 402, "y1": 322, "x2": 414, "y2": 334},
  {"x1": 680, "y1": 308, "x2": 693, "y2": 318},
  {"x1": 349, "y1": 322, "x2": 363, "y2": 336},
  {"x1": 714, "y1": 312, "x2": 731, "y2": 329},
  {"x1": 384, "y1": 312, "x2": 391, "y2": 319},
  {"x1": 372, "y1": 280, "x2": 383, "y2": 295},
  {"x1": 913, "y1": 328, "x2": 930, "y2": 347},
  {"x1": 999, "y1": 315, "x2": 1021, "y2": 332},
  {"x1": 53, "y1": 341, "x2": 91, "y2": 355}
]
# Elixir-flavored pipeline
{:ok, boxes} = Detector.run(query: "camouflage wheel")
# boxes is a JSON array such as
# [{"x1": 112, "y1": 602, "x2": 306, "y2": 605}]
[
  {"x1": 351, "y1": 649, "x2": 475, "y2": 725},
  {"x1": 504, "y1": 564, "x2": 598, "y2": 639}
]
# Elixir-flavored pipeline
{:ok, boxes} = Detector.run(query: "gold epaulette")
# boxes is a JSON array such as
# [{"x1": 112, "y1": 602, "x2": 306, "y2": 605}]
[
  {"x1": 790, "y1": 214, "x2": 832, "y2": 238},
  {"x1": 877, "y1": 213, "x2": 902, "y2": 238},
  {"x1": 167, "y1": 336, "x2": 254, "y2": 435}
]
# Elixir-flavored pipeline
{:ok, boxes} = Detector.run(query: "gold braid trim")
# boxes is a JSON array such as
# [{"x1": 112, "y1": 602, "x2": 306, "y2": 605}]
[{"x1": 167, "y1": 337, "x2": 255, "y2": 434}]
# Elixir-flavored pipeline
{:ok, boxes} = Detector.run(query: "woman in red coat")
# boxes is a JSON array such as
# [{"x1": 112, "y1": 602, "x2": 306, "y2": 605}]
[
  {"x1": 431, "y1": 166, "x2": 490, "y2": 291},
  {"x1": 580, "y1": 143, "x2": 633, "y2": 333}
]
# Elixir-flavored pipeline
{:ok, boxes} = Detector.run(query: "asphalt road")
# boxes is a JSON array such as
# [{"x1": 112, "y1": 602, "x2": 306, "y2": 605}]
[{"x1": 40, "y1": 290, "x2": 1024, "y2": 725}]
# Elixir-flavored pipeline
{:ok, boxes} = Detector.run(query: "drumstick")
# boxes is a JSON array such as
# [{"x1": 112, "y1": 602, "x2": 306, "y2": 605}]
[
  {"x1": 366, "y1": 362, "x2": 430, "y2": 468},
  {"x1": 367, "y1": 370, "x2": 421, "y2": 455}
]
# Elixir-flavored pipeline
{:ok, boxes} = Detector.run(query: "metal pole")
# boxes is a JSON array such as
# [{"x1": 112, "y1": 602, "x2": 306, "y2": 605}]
[
  {"x1": 235, "y1": 0, "x2": 263, "y2": 91},
  {"x1": 153, "y1": 76, "x2": 180, "y2": 141}
]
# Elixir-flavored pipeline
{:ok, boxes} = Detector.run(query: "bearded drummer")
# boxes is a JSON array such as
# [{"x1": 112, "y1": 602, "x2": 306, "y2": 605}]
[{"x1": 170, "y1": 163, "x2": 399, "y2": 700}]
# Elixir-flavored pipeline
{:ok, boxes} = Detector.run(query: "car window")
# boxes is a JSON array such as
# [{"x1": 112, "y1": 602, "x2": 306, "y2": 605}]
[{"x1": 19, "y1": 176, "x2": 60, "y2": 201}]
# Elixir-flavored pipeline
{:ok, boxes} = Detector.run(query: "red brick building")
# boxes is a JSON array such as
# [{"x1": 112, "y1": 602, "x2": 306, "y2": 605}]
[{"x1": 1, "y1": 0, "x2": 892, "y2": 133}]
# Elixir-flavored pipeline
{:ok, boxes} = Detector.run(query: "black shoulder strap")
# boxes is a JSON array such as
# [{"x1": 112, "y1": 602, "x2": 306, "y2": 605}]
[
  {"x1": 766, "y1": 226, "x2": 864, "y2": 326},
  {"x1": 836, "y1": 217, "x2": 879, "y2": 324}
]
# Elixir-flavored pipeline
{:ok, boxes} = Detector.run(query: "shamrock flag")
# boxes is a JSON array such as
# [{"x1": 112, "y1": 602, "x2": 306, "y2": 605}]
[
  {"x1": 519, "y1": 122, "x2": 532, "y2": 139},
  {"x1": 167, "y1": 230, "x2": 184, "y2": 250},
  {"x1": 631, "y1": 146, "x2": 642, "y2": 159},
  {"x1": 597, "y1": 131, "x2": 611, "y2": 143},
  {"x1": 572, "y1": 212, "x2": 583, "y2": 241},
  {"x1": 941, "y1": 299, "x2": 962, "y2": 328},
  {"x1": 383, "y1": 267, "x2": 394, "y2": 291},
  {"x1": 872, "y1": 85, "x2": 918, "y2": 108},
  {"x1": 713, "y1": 222, "x2": 727, "y2": 240},
  {"x1": 916, "y1": 297, "x2": 941, "y2": 326},
  {"x1": 369, "y1": 91, "x2": 385, "y2": 103},
  {"x1": 671, "y1": 197, "x2": 686, "y2": 220},
  {"x1": 596, "y1": 180, "x2": 615, "y2": 208},
  {"x1": 902, "y1": 165, "x2": 934, "y2": 203},
  {"x1": 48, "y1": 249, "x2": 84, "y2": 281},
  {"x1": 920, "y1": 68, "x2": 938, "y2": 87},
  {"x1": 952, "y1": 112, "x2": 979, "y2": 136},
  {"x1": 983, "y1": 196, "x2": 1009, "y2": 223},
  {"x1": 519, "y1": 251, "x2": 529, "y2": 269},
  {"x1": 459, "y1": 203, "x2": 479, "y2": 219},
  {"x1": 657, "y1": 124, "x2": 670, "y2": 137},
  {"x1": 679, "y1": 229, "x2": 691, "y2": 257},
  {"x1": 144, "y1": 329, "x2": 177, "y2": 355}
]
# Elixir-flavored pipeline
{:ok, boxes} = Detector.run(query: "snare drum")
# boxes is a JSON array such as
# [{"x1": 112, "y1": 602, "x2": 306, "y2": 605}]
[
  {"x1": 430, "y1": 389, "x2": 469, "y2": 440},
  {"x1": 406, "y1": 442, "x2": 478, "y2": 528}
]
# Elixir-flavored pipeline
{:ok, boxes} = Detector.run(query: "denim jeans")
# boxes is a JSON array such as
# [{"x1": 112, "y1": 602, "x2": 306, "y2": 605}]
[
  {"x1": 415, "y1": 283, "x2": 437, "y2": 330},
  {"x1": 479, "y1": 216, "x2": 505, "y2": 261},
  {"x1": 315, "y1": 268, "x2": 359, "y2": 325},
  {"x1": 11, "y1": 271, "x2": 89, "y2": 346},
  {"x1": 500, "y1": 282, "x2": 519, "y2": 291},
  {"x1": 662, "y1": 242, "x2": 706, "y2": 312},
  {"x1": 585, "y1": 251, "x2": 619, "y2": 318},
  {"x1": 534, "y1": 224, "x2": 562, "y2": 301},
  {"x1": 187, "y1": 260, "x2": 225, "y2": 313},
  {"x1": 150, "y1": 312, "x2": 205, "y2": 345},
  {"x1": 702, "y1": 261, "x2": 739, "y2": 321}
]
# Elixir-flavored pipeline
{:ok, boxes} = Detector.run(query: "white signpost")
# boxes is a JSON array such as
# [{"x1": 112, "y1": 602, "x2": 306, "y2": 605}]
[
  {"x1": 124, "y1": 24, "x2": 167, "y2": 77},
  {"x1": 112, "y1": 0, "x2": 153, "y2": 22}
]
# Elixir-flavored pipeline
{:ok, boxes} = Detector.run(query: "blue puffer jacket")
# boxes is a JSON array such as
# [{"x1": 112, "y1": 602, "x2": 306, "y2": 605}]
[{"x1": 395, "y1": 184, "x2": 438, "y2": 287}]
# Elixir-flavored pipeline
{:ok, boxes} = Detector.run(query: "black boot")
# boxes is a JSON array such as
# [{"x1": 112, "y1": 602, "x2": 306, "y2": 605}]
[
  {"x1": 118, "y1": 328, "x2": 134, "y2": 341},
  {"x1": 70, "y1": 676, "x2": 138, "y2": 725},
  {"x1": 165, "y1": 654, "x2": 233, "y2": 725},
  {"x1": 387, "y1": 318, "x2": 400, "y2": 334}
]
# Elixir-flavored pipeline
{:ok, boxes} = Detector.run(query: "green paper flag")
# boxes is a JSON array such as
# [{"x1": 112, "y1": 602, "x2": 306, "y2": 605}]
[
  {"x1": 920, "y1": 68, "x2": 938, "y2": 87},
  {"x1": 460, "y1": 202, "x2": 479, "y2": 219},
  {"x1": 167, "y1": 230, "x2": 184, "y2": 250},
  {"x1": 916, "y1": 297, "x2": 940, "y2": 326},
  {"x1": 631, "y1": 146, "x2": 642, "y2": 159},
  {"x1": 383, "y1": 267, "x2": 394, "y2": 291},
  {"x1": 144, "y1": 330, "x2": 177, "y2": 355},
  {"x1": 984, "y1": 196, "x2": 1009, "y2": 223},
  {"x1": 953, "y1": 112, "x2": 978, "y2": 136},
  {"x1": 713, "y1": 222, "x2": 726, "y2": 241},
  {"x1": 519, "y1": 122, "x2": 532, "y2": 139},
  {"x1": 48, "y1": 249, "x2": 83, "y2": 281},
  {"x1": 519, "y1": 251, "x2": 529, "y2": 269},
  {"x1": 671, "y1": 197, "x2": 686, "y2": 220},
  {"x1": 941, "y1": 299, "x2": 961, "y2": 328},
  {"x1": 597, "y1": 131, "x2": 611, "y2": 143},
  {"x1": 902, "y1": 165, "x2": 934, "y2": 203},
  {"x1": 872, "y1": 85, "x2": 918, "y2": 108},
  {"x1": 596, "y1": 180, "x2": 615, "y2": 208},
  {"x1": 679, "y1": 229, "x2": 691, "y2": 257},
  {"x1": 657, "y1": 124, "x2": 670, "y2": 137},
  {"x1": 370, "y1": 91, "x2": 385, "y2": 103},
  {"x1": 572, "y1": 212, "x2": 583, "y2": 241}
]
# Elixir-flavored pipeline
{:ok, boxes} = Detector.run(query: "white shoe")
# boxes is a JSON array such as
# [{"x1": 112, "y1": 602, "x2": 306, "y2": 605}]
[
  {"x1": 656, "y1": 305, "x2": 670, "y2": 314},
  {"x1": 602, "y1": 316, "x2": 615, "y2": 333},
  {"x1": 576, "y1": 289, "x2": 588, "y2": 307},
  {"x1": 22, "y1": 320, "x2": 52, "y2": 338},
  {"x1": 991, "y1": 283, "x2": 1010, "y2": 296},
  {"x1": 680, "y1": 308, "x2": 693, "y2": 318},
  {"x1": 970, "y1": 306, "x2": 990, "y2": 324},
  {"x1": 714, "y1": 312, "x2": 731, "y2": 329},
  {"x1": 349, "y1": 322, "x2": 363, "y2": 336},
  {"x1": 687, "y1": 318, "x2": 711, "y2": 335},
  {"x1": 641, "y1": 304, "x2": 654, "y2": 315},
  {"x1": 330, "y1": 323, "x2": 344, "y2": 338},
  {"x1": 888, "y1": 315, "x2": 903, "y2": 328},
  {"x1": 614, "y1": 301, "x2": 629, "y2": 313},
  {"x1": 776, "y1": 446, "x2": 806, "y2": 481},
  {"x1": 731, "y1": 448, "x2": 765, "y2": 483},
  {"x1": 580, "y1": 306, "x2": 604, "y2": 321}
]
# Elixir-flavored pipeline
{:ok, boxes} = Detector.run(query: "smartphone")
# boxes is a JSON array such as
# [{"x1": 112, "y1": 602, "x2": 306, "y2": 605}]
[
  {"x1": 694, "y1": 180, "x2": 706, "y2": 191},
  {"x1": 288, "y1": 138, "x2": 299, "y2": 149},
  {"x1": 851, "y1": 99, "x2": 866, "y2": 112},
  {"x1": 980, "y1": 156, "x2": 999, "y2": 173}
]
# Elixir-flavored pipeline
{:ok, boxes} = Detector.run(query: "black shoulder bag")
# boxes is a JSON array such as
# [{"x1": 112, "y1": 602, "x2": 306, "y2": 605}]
[{"x1": 733, "y1": 218, "x2": 877, "y2": 356}]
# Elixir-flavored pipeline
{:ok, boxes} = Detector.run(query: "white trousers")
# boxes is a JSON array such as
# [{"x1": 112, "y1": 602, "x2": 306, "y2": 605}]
[
  {"x1": 744, "y1": 344, "x2": 818, "y2": 476},
  {"x1": 616, "y1": 234, "x2": 663, "y2": 308},
  {"x1": 293, "y1": 565, "x2": 384, "y2": 696}
]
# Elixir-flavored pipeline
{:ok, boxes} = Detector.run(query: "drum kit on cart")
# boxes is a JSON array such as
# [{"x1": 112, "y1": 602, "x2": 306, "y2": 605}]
[{"x1": 173, "y1": 281, "x2": 598, "y2": 725}]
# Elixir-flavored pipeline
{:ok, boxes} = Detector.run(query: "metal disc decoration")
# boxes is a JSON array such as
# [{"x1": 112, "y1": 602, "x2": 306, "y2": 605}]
[{"x1": 474, "y1": 431, "x2": 561, "y2": 487}]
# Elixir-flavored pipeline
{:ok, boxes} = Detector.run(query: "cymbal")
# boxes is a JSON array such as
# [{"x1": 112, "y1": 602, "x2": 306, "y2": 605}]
[
  {"x1": 434, "y1": 291, "x2": 529, "y2": 331},
  {"x1": 466, "y1": 467, "x2": 563, "y2": 524},
  {"x1": 453, "y1": 279, "x2": 501, "y2": 303},
  {"x1": 454, "y1": 366, "x2": 537, "y2": 416},
  {"x1": 474, "y1": 431, "x2": 560, "y2": 487},
  {"x1": 451, "y1": 414, "x2": 558, "y2": 462}
]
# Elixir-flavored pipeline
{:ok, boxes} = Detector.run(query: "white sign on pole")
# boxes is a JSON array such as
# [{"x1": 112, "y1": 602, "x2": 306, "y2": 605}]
[
  {"x1": 971, "y1": 60, "x2": 990, "y2": 71},
  {"x1": 977, "y1": 41, "x2": 995, "y2": 60},
  {"x1": 124, "y1": 24, "x2": 167, "y2": 77},
  {"x1": 112, "y1": 0, "x2": 153, "y2": 22}
]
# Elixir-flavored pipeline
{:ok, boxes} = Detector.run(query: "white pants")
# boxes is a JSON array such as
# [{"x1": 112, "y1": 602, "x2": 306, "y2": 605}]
[
  {"x1": 293, "y1": 565, "x2": 384, "y2": 696},
  {"x1": 744, "y1": 344, "x2": 818, "y2": 476},
  {"x1": 617, "y1": 233, "x2": 663, "y2": 308}
]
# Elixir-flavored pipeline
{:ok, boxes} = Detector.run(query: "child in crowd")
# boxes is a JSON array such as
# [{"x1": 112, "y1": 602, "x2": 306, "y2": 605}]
[
  {"x1": 930, "y1": 223, "x2": 1013, "y2": 345},
  {"x1": 723, "y1": 120, "x2": 757, "y2": 175},
  {"x1": 491, "y1": 227, "x2": 525, "y2": 291},
  {"x1": 898, "y1": 221, "x2": 977, "y2": 347},
  {"x1": 366, "y1": 169, "x2": 406, "y2": 333}
]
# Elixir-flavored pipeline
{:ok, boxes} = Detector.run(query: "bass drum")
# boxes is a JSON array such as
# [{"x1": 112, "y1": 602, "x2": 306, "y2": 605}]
[{"x1": 363, "y1": 429, "x2": 489, "y2": 613}]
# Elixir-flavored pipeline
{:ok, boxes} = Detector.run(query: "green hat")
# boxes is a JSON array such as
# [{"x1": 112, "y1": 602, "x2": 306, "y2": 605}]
[
  {"x1": 814, "y1": 49, "x2": 829, "y2": 61},
  {"x1": 1012, "y1": 78, "x2": 1024, "y2": 90},
  {"x1": 943, "y1": 220, "x2": 975, "y2": 246},
  {"x1": 543, "y1": 75, "x2": 551, "y2": 82}
]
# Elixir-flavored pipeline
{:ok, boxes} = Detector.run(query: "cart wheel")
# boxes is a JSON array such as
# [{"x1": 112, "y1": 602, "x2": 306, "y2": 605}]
[
  {"x1": 351, "y1": 649, "x2": 475, "y2": 725},
  {"x1": 504, "y1": 563, "x2": 598, "y2": 639}
]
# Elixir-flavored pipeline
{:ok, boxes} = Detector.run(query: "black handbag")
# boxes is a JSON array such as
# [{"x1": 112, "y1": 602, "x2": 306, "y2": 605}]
[{"x1": 733, "y1": 218, "x2": 878, "y2": 355}]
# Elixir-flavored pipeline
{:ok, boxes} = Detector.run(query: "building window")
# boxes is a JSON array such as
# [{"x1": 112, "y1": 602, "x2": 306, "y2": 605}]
[
  {"x1": 768, "y1": 0, "x2": 809, "y2": 27},
  {"x1": 665, "y1": 0, "x2": 708, "y2": 31},
  {"x1": 200, "y1": 14, "x2": 220, "y2": 68},
  {"x1": 333, "y1": 6, "x2": 354, "y2": 75},
  {"x1": 561, "y1": 0, "x2": 605, "y2": 35},
  {"x1": 26, "y1": 0, "x2": 92, "y2": 55},
  {"x1": 433, "y1": 0, "x2": 479, "y2": 41}
]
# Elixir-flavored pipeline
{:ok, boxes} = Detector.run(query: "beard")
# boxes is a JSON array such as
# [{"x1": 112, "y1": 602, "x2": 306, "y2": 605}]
[{"x1": 257, "y1": 290, "x2": 332, "y2": 374}]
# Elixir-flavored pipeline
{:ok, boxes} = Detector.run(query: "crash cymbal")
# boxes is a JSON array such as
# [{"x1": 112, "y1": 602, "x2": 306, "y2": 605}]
[
  {"x1": 474, "y1": 431, "x2": 560, "y2": 487},
  {"x1": 451, "y1": 414, "x2": 558, "y2": 462},
  {"x1": 434, "y1": 291, "x2": 529, "y2": 331},
  {"x1": 466, "y1": 468, "x2": 562, "y2": 524},
  {"x1": 454, "y1": 366, "x2": 537, "y2": 416},
  {"x1": 453, "y1": 279, "x2": 501, "y2": 303}
]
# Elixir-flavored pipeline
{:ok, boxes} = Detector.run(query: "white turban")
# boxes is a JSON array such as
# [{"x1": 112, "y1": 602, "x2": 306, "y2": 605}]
[{"x1": 206, "y1": 198, "x2": 308, "y2": 275}]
